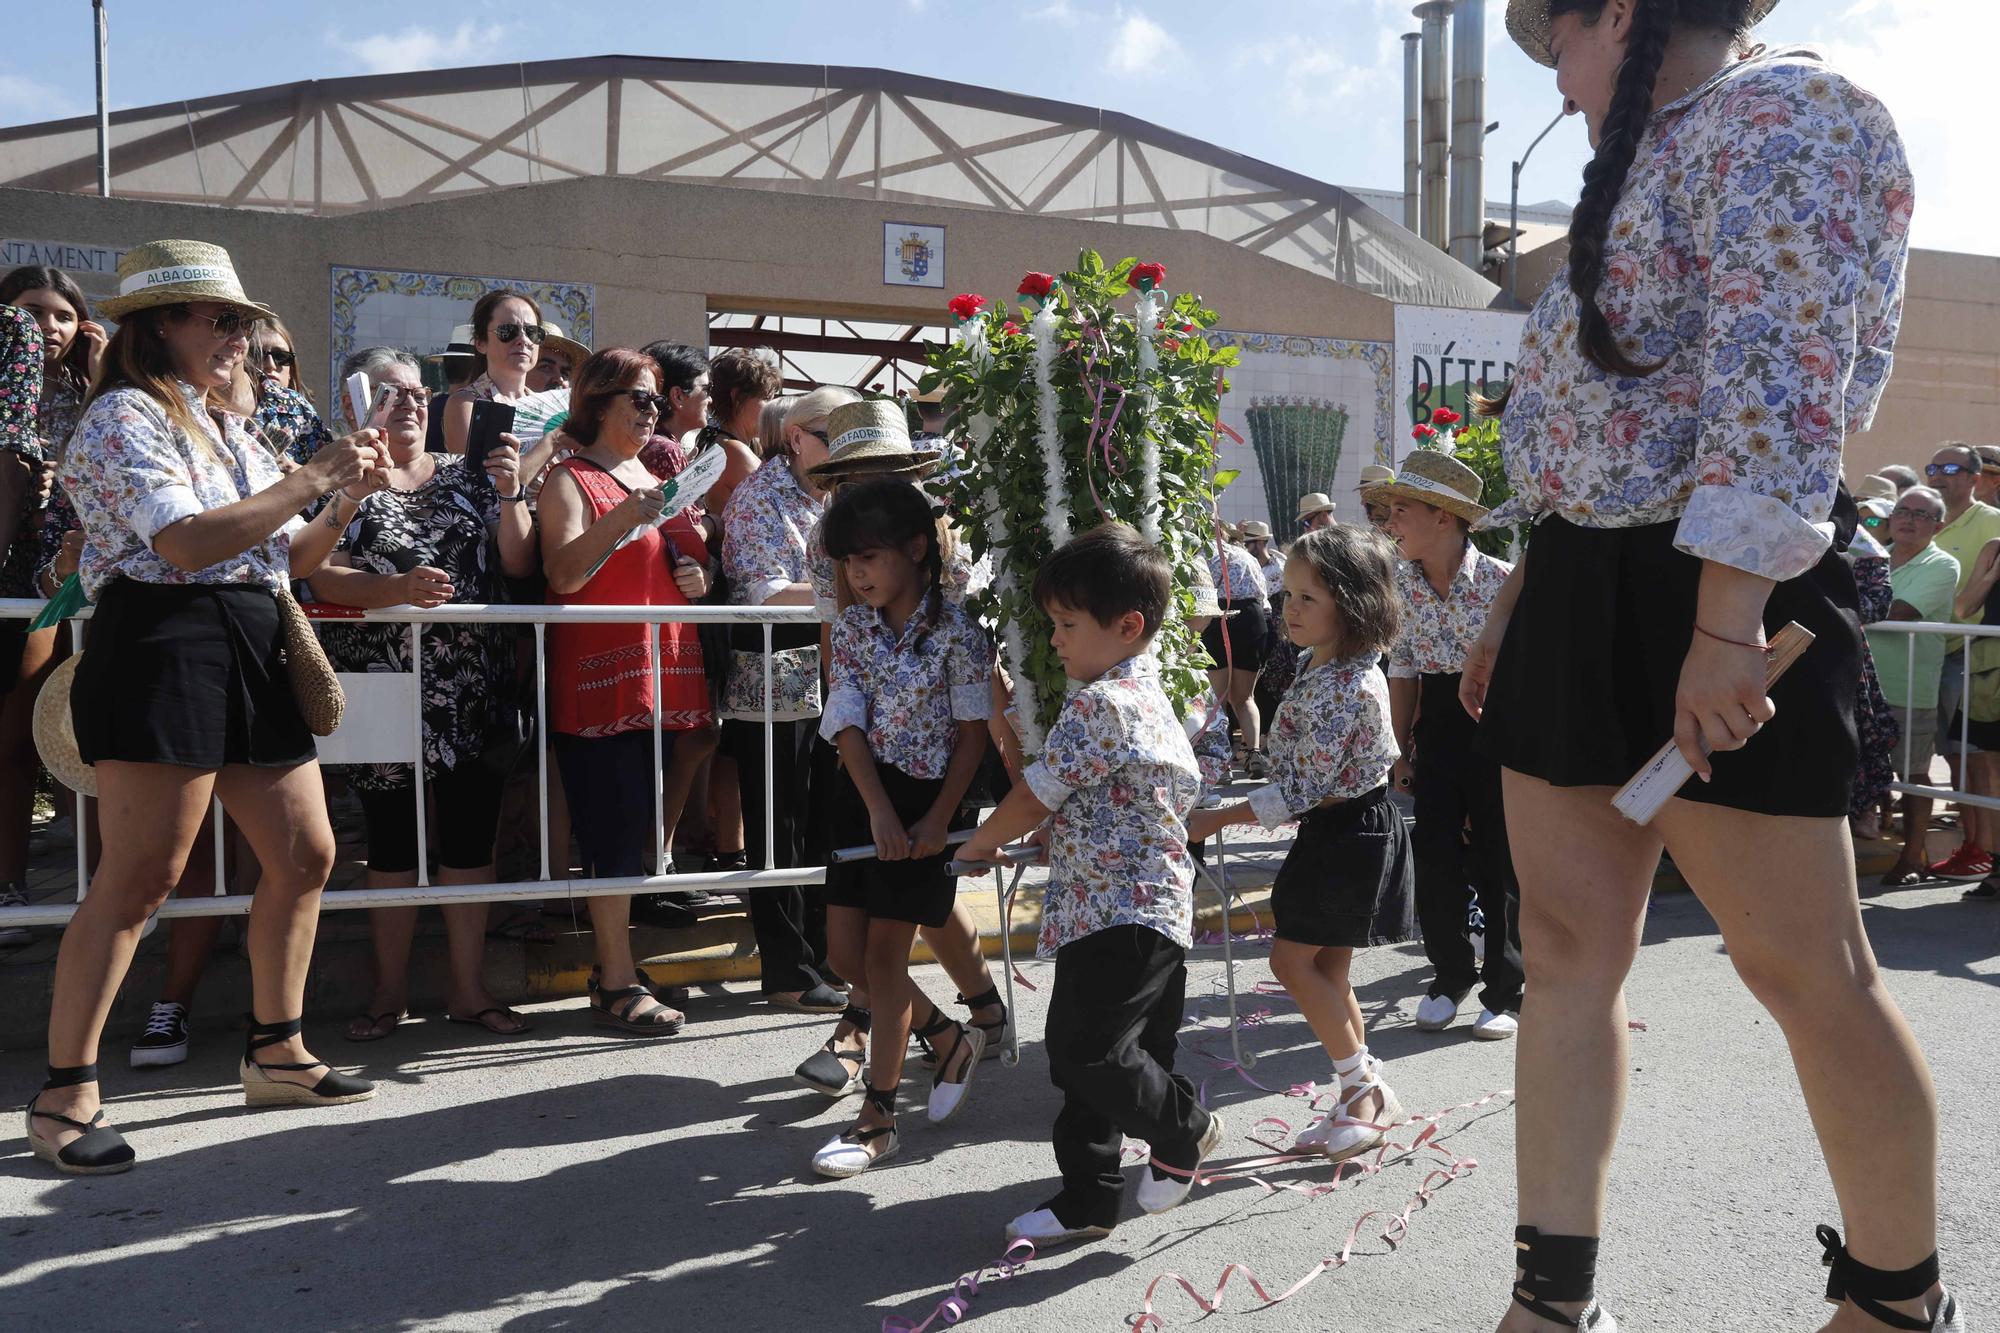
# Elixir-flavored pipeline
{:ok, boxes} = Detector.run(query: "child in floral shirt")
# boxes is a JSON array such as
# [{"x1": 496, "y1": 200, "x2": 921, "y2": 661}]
[
  {"x1": 960, "y1": 522, "x2": 1218, "y2": 1249},
  {"x1": 1190, "y1": 525, "x2": 1414, "y2": 1164}
]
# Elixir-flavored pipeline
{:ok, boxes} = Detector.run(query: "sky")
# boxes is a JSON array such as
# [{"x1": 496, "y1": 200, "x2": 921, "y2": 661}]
[{"x1": 0, "y1": 0, "x2": 1991, "y2": 257}]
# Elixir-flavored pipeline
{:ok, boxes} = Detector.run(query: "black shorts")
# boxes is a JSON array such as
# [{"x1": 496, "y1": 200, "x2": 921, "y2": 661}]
[
  {"x1": 353, "y1": 761, "x2": 507, "y2": 873},
  {"x1": 1271, "y1": 786, "x2": 1416, "y2": 947},
  {"x1": 1201, "y1": 599, "x2": 1269, "y2": 672},
  {"x1": 72, "y1": 579, "x2": 315, "y2": 770},
  {"x1": 1478, "y1": 516, "x2": 1861, "y2": 818},
  {"x1": 825, "y1": 760, "x2": 955, "y2": 928}
]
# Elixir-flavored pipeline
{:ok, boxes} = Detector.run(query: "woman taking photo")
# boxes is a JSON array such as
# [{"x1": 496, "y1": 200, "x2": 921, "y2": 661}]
[
  {"x1": 243, "y1": 316, "x2": 329, "y2": 467},
  {"x1": 27, "y1": 240, "x2": 387, "y2": 1175},
  {"x1": 309, "y1": 346, "x2": 539, "y2": 1041},
  {"x1": 720, "y1": 385, "x2": 852, "y2": 1013},
  {"x1": 1461, "y1": 4, "x2": 1955, "y2": 1329},
  {"x1": 540, "y1": 347, "x2": 711, "y2": 1034},
  {"x1": 0, "y1": 266, "x2": 103, "y2": 931},
  {"x1": 440, "y1": 289, "x2": 543, "y2": 456}
]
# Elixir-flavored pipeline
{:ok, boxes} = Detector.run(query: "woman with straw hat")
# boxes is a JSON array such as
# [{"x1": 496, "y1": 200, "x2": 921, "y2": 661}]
[
  {"x1": 1461, "y1": 4, "x2": 1956, "y2": 1328},
  {"x1": 26, "y1": 240, "x2": 390, "y2": 1175}
]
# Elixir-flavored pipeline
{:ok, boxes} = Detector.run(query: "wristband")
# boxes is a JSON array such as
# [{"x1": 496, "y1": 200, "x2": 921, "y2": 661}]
[
  {"x1": 338, "y1": 488, "x2": 369, "y2": 504},
  {"x1": 498, "y1": 492, "x2": 528, "y2": 504},
  {"x1": 1694, "y1": 622, "x2": 1770, "y2": 652}
]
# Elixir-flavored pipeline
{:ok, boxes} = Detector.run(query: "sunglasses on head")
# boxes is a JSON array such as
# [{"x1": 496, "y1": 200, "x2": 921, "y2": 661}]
[
  {"x1": 492, "y1": 322, "x2": 546, "y2": 346},
  {"x1": 258, "y1": 346, "x2": 296, "y2": 369},
  {"x1": 177, "y1": 307, "x2": 260, "y2": 340},
  {"x1": 1925, "y1": 462, "x2": 1971, "y2": 477}
]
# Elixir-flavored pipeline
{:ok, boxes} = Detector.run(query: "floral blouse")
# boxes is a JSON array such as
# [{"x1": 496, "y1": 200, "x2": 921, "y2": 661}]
[
  {"x1": 38, "y1": 371, "x2": 87, "y2": 463},
  {"x1": 1247, "y1": 651, "x2": 1400, "y2": 828},
  {"x1": 1183, "y1": 685, "x2": 1234, "y2": 792},
  {"x1": 61, "y1": 381, "x2": 303, "y2": 598},
  {"x1": 724, "y1": 455, "x2": 822, "y2": 607},
  {"x1": 255, "y1": 378, "x2": 332, "y2": 467},
  {"x1": 0, "y1": 307, "x2": 41, "y2": 459},
  {"x1": 318, "y1": 457, "x2": 512, "y2": 791},
  {"x1": 1208, "y1": 541, "x2": 1269, "y2": 603},
  {"x1": 1488, "y1": 47, "x2": 1914, "y2": 583},
  {"x1": 1024, "y1": 653, "x2": 1202, "y2": 958},
  {"x1": 1386, "y1": 544, "x2": 1513, "y2": 678},
  {"x1": 820, "y1": 598, "x2": 992, "y2": 779}
]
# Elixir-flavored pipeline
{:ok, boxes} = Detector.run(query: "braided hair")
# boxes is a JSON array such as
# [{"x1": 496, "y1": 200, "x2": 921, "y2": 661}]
[
  {"x1": 821, "y1": 476, "x2": 946, "y2": 646},
  {"x1": 1478, "y1": 0, "x2": 1753, "y2": 416}
]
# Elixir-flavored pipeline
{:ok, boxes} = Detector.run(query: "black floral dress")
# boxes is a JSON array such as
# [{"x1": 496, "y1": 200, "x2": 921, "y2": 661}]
[{"x1": 320, "y1": 457, "x2": 513, "y2": 792}]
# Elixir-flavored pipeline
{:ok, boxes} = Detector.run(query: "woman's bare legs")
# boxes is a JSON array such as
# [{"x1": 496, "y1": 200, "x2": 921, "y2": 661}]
[
  {"x1": 0, "y1": 626, "x2": 60, "y2": 884},
  {"x1": 1229, "y1": 666, "x2": 1261, "y2": 754}
]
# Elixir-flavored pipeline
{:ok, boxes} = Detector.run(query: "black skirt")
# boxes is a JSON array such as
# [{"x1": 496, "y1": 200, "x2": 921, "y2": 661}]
[
  {"x1": 1477, "y1": 516, "x2": 1861, "y2": 818},
  {"x1": 1201, "y1": 599, "x2": 1269, "y2": 672},
  {"x1": 1271, "y1": 786, "x2": 1416, "y2": 948},
  {"x1": 72, "y1": 579, "x2": 316, "y2": 770},
  {"x1": 824, "y1": 760, "x2": 956, "y2": 928}
]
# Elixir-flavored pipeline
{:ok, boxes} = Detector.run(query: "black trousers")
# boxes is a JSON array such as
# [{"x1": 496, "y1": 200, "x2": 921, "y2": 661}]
[
  {"x1": 1043, "y1": 925, "x2": 1208, "y2": 1229},
  {"x1": 1412, "y1": 671, "x2": 1524, "y2": 1014},
  {"x1": 724, "y1": 717, "x2": 830, "y2": 994}
]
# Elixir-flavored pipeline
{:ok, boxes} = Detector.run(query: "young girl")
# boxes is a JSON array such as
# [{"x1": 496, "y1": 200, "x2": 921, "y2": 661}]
[
  {"x1": 1188, "y1": 524, "x2": 1414, "y2": 1162},
  {"x1": 810, "y1": 477, "x2": 994, "y2": 1178}
]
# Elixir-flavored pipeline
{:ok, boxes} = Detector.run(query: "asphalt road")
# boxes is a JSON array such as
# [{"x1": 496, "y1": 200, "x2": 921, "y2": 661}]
[{"x1": 1, "y1": 880, "x2": 1992, "y2": 1332}]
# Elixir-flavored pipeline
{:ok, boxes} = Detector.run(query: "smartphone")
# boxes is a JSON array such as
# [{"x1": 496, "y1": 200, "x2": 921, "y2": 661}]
[
  {"x1": 464, "y1": 400, "x2": 517, "y2": 486},
  {"x1": 364, "y1": 384, "x2": 395, "y2": 431},
  {"x1": 343, "y1": 371, "x2": 372, "y2": 431}
]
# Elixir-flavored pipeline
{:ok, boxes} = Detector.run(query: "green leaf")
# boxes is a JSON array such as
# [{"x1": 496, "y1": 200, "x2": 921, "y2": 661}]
[{"x1": 1213, "y1": 468, "x2": 1242, "y2": 489}]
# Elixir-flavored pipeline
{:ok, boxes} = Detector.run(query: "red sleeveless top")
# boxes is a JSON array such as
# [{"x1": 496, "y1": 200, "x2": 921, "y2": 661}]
[{"x1": 548, "y1": 457, "x2": 711, "y2": 737}]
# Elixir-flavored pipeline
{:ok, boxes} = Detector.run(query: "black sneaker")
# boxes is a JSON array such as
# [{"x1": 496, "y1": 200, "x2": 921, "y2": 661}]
[
  {"x1": 130, "y1": 1001, "x2": 190, "y2": 1068},
  {"x1": 1963, "y1": 879, "x2": 2000, "y2": 902},
  {"x1": 630, "y1": 895, "x2": 699, "y2": 930}
]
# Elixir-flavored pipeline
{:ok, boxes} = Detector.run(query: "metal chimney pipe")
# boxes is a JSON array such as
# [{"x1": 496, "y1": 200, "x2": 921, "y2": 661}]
[
  {"x1": 1415, "y1": 1, "x2": 1452, "y2": 250},
  {"x1": 94, "y1": 0, "x2": 111, "y2": 197},
  {"x1": 1402, "y1": 33, "x2": 1422, "y2": 233},
  {"x1": 1449, "y1": 0, "x2": 1488, "y2": 268}
]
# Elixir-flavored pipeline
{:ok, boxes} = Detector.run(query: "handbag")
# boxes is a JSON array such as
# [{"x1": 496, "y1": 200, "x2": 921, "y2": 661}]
[{"x1": 273, "y1": 582, "x2": 346, "y2": 737}]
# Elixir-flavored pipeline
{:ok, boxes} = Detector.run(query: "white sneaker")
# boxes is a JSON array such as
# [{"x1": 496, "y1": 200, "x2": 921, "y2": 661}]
[
  {"x1": 1413, "y1": 991, "x2": 1461, "y2": 1031},
  {"x1": 0, "y1": 885, "x2": 30, "y2": 947},
  {"x1": 810, "y1": 1122, "x2": 899, "y2": 1178},
  {"x1": 926, "y1": 1023, "x2": 987, "y2": 1123},
  {"x1": 1003, "y1": 1207, "x2": 1112, "y2": 1249},
  {"x1": 1472, "y1": 1009, "x2": 1519, "y2": 1041},
  {"x1": 1296, "y1": 1064, "x2": 1404, "y2": 1162},
  {"x1": 1136, "y1": 1111, "x2": 1224, "y2": 1214}
]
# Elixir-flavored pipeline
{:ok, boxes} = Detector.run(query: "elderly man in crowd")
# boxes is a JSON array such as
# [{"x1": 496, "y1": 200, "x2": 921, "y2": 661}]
[
  {"x1": 1868, "y1": 486, "x2": 1960, "y2": 886},
  {"x1": 1876, "y1": 463, "x2": 1921, "y2": 494},
  {"x1": 1922, "y1": 443, "x2": 2000, "y2": 877}
]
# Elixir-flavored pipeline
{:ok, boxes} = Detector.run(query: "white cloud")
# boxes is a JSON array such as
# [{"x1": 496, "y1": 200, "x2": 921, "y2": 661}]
[
  {"x1": 0, "y1": 73, "x2": 82, "y2": 127},
  {"x1": 1233, "y1": 38, "x2": 1384, "y2": 115},
  {"x1": 1106, "y1": 10, "x2": 1182, "y2": 76},
  {"x1": 1028, "y1": 0, "x2": 1082, "y2": 25},
  {"x1": 1806, "y1": 0, "x2": 1996, "y2": 256},
  {"x1": 330, "y1": 21, "x2": 510, "y2": 77}
]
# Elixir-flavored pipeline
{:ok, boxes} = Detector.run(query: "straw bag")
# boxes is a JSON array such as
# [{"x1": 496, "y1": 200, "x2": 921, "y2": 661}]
[{"x1": 274, "y1": 585, "x2": 345, "y2": 736}]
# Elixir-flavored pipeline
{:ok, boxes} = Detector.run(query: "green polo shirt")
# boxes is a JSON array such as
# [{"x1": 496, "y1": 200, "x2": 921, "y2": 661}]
[{"x1": 1869, "y1": 543, "x2": 1959, "y2": 710}]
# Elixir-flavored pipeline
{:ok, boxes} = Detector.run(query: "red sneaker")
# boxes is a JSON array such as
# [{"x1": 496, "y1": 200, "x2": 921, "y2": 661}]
[{"x1": 1928, "y1": 843, "x2": 1993, "y2": 878}]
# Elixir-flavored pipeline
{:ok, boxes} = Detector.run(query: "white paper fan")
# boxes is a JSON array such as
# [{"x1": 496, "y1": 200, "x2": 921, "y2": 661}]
[{"x1": 508, "y1": 387, "x2": 573, "y2": 444}]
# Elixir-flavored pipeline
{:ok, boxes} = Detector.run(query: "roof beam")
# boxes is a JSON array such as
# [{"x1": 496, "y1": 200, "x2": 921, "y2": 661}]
[
  {"x1": 345, "y1": 101, "x2": 505, "y2": 188},
  {"x1": 634, "y1": 81, "x2": 848, "y2": 180},
  {"x1": 364, "y1": 92, "x2": 594, "y2": 184},
  {"x1": 400, "y1": 78, "x2": 601, "y2": 197},
  {"x1": 1026, "y1": 129, "x2": 1113, "y2": 212},
  {"x1": 823, "y1": 92, "x2": 874, "y2": 181},
  {"x1": 834, "y1": 121, "x2": 1075, "y2": 190},
  {"x1": 886, "y1": 93, "x2": 1020, "y2": 210},
  {"x1": 1123, "y1": 139, "x2": 1179, "y2": 230},
  {"x1": 222, "y1": 108, "x2": 305, "y2": 206},
  {"x1": 323, "y1": 103, "x2": 380, "y2": 204}
]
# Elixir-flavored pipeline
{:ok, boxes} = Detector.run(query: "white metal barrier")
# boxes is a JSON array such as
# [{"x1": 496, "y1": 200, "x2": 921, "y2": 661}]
[
  {"x1": 1863, "y1": 618, "x2": 2000, "y2": 812},
  {"x1": 0, "y1": 596, "x2": 836, "y2": 928}
]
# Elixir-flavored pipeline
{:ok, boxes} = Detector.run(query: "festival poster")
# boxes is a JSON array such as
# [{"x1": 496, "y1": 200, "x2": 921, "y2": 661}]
[
  {"x1": 1391, "y1": 306, "x2": 1528, "y2": 463},
  {"x1": 1200, "y1": 331, "x2": 1393, "y2": 540}
]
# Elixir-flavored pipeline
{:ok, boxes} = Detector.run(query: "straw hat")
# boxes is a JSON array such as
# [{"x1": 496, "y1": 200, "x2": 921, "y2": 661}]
[
  {"x1": 1296, "y1": 492, "x2": 1337, "y2": 521},
  {"x1": 96, "y1": 239, "x2": 276, "y2": 322},
  {"x1": 539, "y1": 320, "x2": 590, "y2": 369},
  {"x1": 809, "y1": 398, "x2": 941, "y2": 483},
  {"x1": 1238, "y1": 520, "x2": 1273, "y2": 541},
  {"x1": 1188, "y1": 561, "x2": 1237, "y2": 620},
  {"x1": 1507, "y1": 0, "x2": 1778, "y2": 66},
  {"x1": 1358, "y1": 463, "x2": 1396, "y2": 495},
  {"x1": 33, "y1": 655, "x2": 95, "y2": 797},
  {"x1": 425, "y1": 323, "x2": 476, "y2": 365},
  {"x1": 1372, "y1": 450, "x2": 1489, "y2": 523},
  {"x1": 1852, "y1": 473, "x2": 1898, "y2": 503}
]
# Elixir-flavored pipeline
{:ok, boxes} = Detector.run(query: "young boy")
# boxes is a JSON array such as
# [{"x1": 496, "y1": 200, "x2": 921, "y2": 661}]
[{"x1": 959, "y1": 522, "x2": 1221, "y2": 1248}]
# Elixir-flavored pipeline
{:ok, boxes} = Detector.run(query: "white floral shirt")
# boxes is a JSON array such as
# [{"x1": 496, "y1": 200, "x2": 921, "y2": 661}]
[
  {"x1": 62, "y1": 381, "x2": 302, "y2": 599},
  {"x1": 1386, "y1": 544, "x2": 1513, "y2": 679},
  {"x1": 723, "y1": 455, "x2": 822, "y2": 607},
  {"x1": 1248, "y1": 651, "x2": 1400, "y2": 828},
  {"x1": 809, "y1": 516, "x2": 988, "y2": 622},
  {"x1": 820, "y1": 598, "x2": 992, "y2": 779},
  {"x1": 1487, "y1": 47, "x2": 1913, "y2": 582},
  {"x1": 1024, "y1": 654, "x2": 1201, "y2": 957},
  {"x1": 1208, "y1": 542, "x2": 1269, "y2": 603},
  {"x1": 1182, "y1": 685, "x2": 1234, "y2": 792}
]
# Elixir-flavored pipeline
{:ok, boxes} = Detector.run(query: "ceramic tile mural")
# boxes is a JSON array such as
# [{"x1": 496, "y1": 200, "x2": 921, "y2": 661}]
[
  {"x1": 1202, "y1": 331, "x2": 1392, "y2": 538},
  {"x1": 327, "y1": 266, "x2": 595, "y2": 403}
]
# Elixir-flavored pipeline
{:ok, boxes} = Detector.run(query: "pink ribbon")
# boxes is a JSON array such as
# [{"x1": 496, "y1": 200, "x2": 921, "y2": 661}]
[{"x1": 881, "y1": 1240, "x2": 1037, "y2": 1333}]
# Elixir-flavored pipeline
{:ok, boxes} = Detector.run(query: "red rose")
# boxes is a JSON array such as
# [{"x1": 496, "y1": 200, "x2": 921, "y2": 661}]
[
  {"x1": 1162, "y1": 338, "x2": 1181, "y2": 353},
  {"x1": 947, "y1": 293, "x2": 987, "y2": 322},
  {"x1": 1001, "y1": 321, "x2": 1023, "y2": 336},
  {"x1": 1431, "y1": 407, "x2": 1461, "y2": 427},
  {"x1": 1127, "y1": 261, "x2": 1167, "y2": 291},
  {"x1": 1018, "y1": 272, "x2": 1056, "y2": 298},
  {"x1": 1412, "y1": 424, "x2": 1437, "y2": 440}
]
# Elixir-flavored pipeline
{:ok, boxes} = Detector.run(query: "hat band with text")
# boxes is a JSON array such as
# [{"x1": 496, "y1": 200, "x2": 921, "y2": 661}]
[
  {"x1": 828, "y1": 425, "x2": 907, "y2": 452},
  {"x1": 1392, "y1": 470, "x2": 1481, "y2": 507},
  {"x1": 120, "y1": 264, "x2": 235, "y2": 296}
]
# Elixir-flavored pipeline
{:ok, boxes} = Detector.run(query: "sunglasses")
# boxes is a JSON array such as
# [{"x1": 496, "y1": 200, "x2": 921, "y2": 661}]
[
  {"x1": 1925, "y1": 462, "x2": 1971, "y2": 477},
  {"x1": 258, "y1": 346, "x2": 296, "y2": 369},
  {"x1": 1860, "y1": 515, "x2": 1887, "y2": 528},
  {"x1": 492, "y1": 322, "x2": 546, "y2": 346},
  {"x1": 178, "y1": 307, "x2": 261, "y2": 340},
  {"x1": 616, "y1": 389, "x2": 667, "y2": 413}
]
